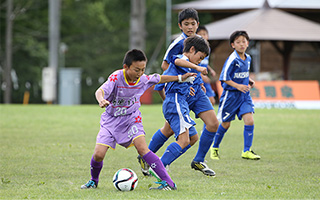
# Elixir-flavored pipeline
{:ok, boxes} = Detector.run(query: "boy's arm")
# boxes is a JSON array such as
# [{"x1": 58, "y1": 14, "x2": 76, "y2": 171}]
[
  {"x1": 223, "y1": 80, "x2": 250, "y2": 93},
  {"x1": 157, "y1": 89, "x2": 166, "y2": 100},
  {"x1": 159, "y1": 73, "x2": 197, "y2": 84},
  {"x1": 95, "y1": 88, "x2": 110, "y2": 108},
  {"x1": 201, "y1": 73, "x2": 211, "y2": 83},
  {"x1": 207, "y1": 65, "x2": 216, "y2": 78},
  {"x1": 249, "y1": 77, "x2": 255, "y2": 88},
  {"x1": 174, "y1": 58, "x2": 208, "y2": 75},
  {"x1": 161, "y1": 61, "x2": 169, "y2": 71}
]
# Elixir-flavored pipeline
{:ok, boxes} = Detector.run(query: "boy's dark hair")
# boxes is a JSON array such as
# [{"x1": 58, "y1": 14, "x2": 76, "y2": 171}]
[
  {"x1": 196, "y1": 26, "x2": 208, "y2": 34},
  {"x1": 178, "y1": 8, "x2": 199, "y2": 24},
  {"x1": 229, "y1": 30, "x2": 250, "y2": 46},
  {"x1": 123, "y1": 49, "x2": 147, "y2": 67},
  {"x1": 183, "y1": 35, "x2": 210, "y2": 56}
]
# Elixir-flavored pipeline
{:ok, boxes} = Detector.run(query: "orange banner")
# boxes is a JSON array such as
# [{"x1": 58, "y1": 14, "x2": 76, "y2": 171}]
[{"x1": 216, "y1": 80, "x2": 320, "y2": 100}]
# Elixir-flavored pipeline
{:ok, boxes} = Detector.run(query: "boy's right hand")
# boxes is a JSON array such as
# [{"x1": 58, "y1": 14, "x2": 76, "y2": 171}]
[
  {"x1": 98, "y1": 99, "x2": 110, "y2": 108},
  {"x1": 197, "y1": 66, "x2": 208, "y2": 75},
  {"x1": 236, "y1": 84, "x2": 251, "y2": 93}
]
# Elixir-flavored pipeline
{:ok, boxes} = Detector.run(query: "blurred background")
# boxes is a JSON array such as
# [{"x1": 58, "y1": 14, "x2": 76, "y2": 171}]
[{"x1": 1, "y1": 0, "x2": 319, "y2": 105}]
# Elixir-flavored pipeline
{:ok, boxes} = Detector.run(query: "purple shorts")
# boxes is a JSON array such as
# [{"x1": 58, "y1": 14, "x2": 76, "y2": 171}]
[{"x1": 96, "y1": 109, "x2": 145, "y2": 149}]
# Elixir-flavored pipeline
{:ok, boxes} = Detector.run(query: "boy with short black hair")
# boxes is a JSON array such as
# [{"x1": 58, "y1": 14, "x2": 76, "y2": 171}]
[
  {"x1": 80, "y1": 49, "x2": 196, "y2": 190},
  {"x1": 138, "y1": 8, "x2": 218, "y2": 177},
  {"x1": 158, "y1": 35, "x2": 213, "y2": 173},
  {"x1": 211, "y1": 30, "x2": 261, "y2": 160}
]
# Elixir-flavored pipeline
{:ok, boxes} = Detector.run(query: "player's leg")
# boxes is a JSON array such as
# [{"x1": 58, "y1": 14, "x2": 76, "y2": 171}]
[
  {"x1": 161, "y1": 130, "x2": 190, "y2": 167},
  {"x1": 211, "y1": 90, "x2": 238, "y2": 160},
  {"x1": 148, "y1": 121, "x2": 174, "y2": 153},
  {"x1": 81, "y1": 144, "x2": 109, "y2": 189},
  {"x1": 138, "y1": 120, "x2": 175, "y2": 176},
  {"x1": 191, "y1": 109, "x2": 218, "y2": 176},
  {"x1": 210, "y1": 122, "x2": 230, "y2": 160},
  {"x1": 134, "y1": 136, "x2": 176, "y2": 190},
  {"x1": 241, "y1": 113, "x2": 260, "y2": 160},
  {"x1": 194, "y1": 109, "x2": 218, "y2": 160}
]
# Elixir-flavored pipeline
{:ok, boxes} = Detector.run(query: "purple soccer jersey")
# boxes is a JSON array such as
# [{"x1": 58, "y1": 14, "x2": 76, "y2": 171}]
[{"x1": 96, "y1": 69, "x2": 161, "y2": 149}]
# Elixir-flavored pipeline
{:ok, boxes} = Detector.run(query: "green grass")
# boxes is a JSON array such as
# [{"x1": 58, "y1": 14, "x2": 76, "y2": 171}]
[{"x1": 0, "y1": 104, "x2": 319, "y2": 199}]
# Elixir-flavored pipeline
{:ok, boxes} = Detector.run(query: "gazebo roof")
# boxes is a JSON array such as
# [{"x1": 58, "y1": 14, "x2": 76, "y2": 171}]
[
  {"x1": 173, "y1": 0, "x2": 320, "y2": 12},
  {"x1": 204, "y1": 7, "x2": 320, "y2": 41}
]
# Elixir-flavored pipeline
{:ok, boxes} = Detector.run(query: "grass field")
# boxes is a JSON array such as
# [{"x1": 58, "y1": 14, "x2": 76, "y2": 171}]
[{"x1": 0, "y1": 104, "x2": 319, "y2": 199}]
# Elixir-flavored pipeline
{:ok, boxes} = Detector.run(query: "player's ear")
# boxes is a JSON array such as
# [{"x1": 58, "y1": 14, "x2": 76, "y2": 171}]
[
  {"x1": 190, "y1": 46, "x2": 196, "y2": 53},
  {"x1": 123, "y1": 64, "x2": 129, "y2": 69},
  {"x1": 231, "y1": 43, "x2": 235, "y2": 49}
]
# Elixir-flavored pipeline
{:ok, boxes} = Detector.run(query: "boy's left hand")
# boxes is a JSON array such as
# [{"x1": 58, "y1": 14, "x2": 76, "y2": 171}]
[
  {"x1": 249, "y1": 80, "x2": 255, "y2": 88},
  {"x1": 200, "y1": 83, "x2": 206, "y2": 93}
]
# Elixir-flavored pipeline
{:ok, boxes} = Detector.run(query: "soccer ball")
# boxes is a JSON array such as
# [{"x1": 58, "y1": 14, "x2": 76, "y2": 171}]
[{"x1": 113, "y1": 168, "x2": 138, "y2": 191}]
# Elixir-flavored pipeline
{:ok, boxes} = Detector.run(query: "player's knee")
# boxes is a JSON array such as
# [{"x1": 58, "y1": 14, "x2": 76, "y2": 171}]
[
  {"x1": 93, "y1": 153, "x2": 104, "y2": 162},
  {"x1": 206, "y1": 119, "x2": 219, "y2": 132}
]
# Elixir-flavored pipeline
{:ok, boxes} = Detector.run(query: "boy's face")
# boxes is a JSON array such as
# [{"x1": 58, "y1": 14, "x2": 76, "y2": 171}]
[
  {"x1": 188, "y1": 47, "x2": 207, "y2": 65},
  {"x1": 124, "y1": 61, "x2": 146, "y2": 82},
  {"x1": 197, "y1": 30, "x2": 209, "y2": 40},
  {"x1": 179, "y1": 18, "x2": 199, "y2": 37},
  {"x1": 231, "y1": 35, "x2": 249, "y2": 54}
]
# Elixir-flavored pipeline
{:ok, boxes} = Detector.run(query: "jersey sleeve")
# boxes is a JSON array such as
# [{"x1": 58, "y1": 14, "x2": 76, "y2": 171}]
[
  {"x1": 143, "y1": 73, "x2": 161, "y2": 88},
  {"x1": 164, "y1": 42, "x2": 184, "y2": 64},
  {"x1": 99, "y1": 71, "x2": 118, "y2": 100},
  {"x1": 219, "y1": 58, "x2": 234, "y2": 82}
]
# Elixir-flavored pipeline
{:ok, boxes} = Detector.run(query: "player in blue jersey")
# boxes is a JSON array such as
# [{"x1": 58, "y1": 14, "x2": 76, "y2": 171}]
[
  {"x1": 159, "y1": 36, "x2": 217, "y2": 176},
  {"x1": 196, "y1": 26, "x2": 217, "y2": 106},
  {"x1": 210, "y1": 30, "x2": 261, "y2": 160},
  {"x1": 137, "y1": 8, "x2": 218, "y2": 177}
]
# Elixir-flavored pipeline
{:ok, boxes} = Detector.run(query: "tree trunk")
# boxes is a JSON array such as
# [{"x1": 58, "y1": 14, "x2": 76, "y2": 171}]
[
  {"x1": 130, "y1": 0, "x2": 146, "y2": 51},
  {"x1": 4, "y1": 0, "x2": 13, "y2": 104}
]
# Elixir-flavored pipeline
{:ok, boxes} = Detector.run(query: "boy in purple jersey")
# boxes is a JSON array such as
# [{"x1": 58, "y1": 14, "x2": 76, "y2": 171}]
[
  {"x1": 211, "y1": 30, "x2": 261, "y2": 160},
  {"x1": 80, "y1": 49, "x2": 196, "y2": 190}
]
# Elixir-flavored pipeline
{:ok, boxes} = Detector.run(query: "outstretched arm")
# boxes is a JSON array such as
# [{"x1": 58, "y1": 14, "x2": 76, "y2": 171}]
[
  {"x1": 174, "y1": 58, "x2": 208, "y2": 75},
  {"x1": 159, "y1": 73, "x2": 197, "y2": 84}
]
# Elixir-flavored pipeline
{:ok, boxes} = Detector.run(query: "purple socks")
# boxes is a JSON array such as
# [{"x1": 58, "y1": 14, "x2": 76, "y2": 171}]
[
  {"x1": 90, "y1": 156, "x2": 103, "y2": 183},
  {"x1": 143, "y1": 151, "x2": 174, "y2": 187}
]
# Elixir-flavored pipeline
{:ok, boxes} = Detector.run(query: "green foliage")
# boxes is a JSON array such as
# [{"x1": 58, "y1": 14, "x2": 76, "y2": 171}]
[
  {"x1": 1, "y1": 105, "x2": 320, "y2": 199},
  {"x1": 0, "y1": 0, "x2": 213, "y2": 104}
]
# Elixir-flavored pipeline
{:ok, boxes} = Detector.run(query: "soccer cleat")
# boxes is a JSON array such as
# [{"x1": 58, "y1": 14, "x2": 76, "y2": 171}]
[
  {"x1": 191, "y1": 160, "x2": 216, "y2": 176},
  {"x1": 137, "y1": 155, "x2": 151, "y2": 176},
  {"x1": 210, "y1": 147, "x2": 220, "y2": 160},
  {"x1": 241, "y1": 150, "x2": 261, "y2": 160},
  {"x1": 149, "y1": 180, "x2": 177, "y2": 190},
  {"x1": 80, "y1": 180, "x2": 97, "y2": 189}
]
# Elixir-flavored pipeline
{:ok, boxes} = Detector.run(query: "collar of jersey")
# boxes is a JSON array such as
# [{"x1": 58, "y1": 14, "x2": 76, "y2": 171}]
[
  {"x1": 123, "y1": 69, "x2": 140, "y2": 86},
  {"x1": 234, "y1": 50, "x2": 249, "y2": 62}
]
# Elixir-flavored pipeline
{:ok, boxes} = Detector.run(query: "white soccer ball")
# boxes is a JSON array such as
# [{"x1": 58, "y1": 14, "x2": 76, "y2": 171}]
[{"x1": 113, "y1": 168, "x2": 138, "y2": 191}]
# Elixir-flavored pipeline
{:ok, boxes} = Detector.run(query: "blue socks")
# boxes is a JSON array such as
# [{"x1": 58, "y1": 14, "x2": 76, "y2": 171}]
[
  {"x1": 212, "y1": 124, "x2": 227, "y2": 148},
  {"x1": 148, "y1": 129, "x2": 168, "y2": 153},
  {"x1": 243, "y1": 125, "x2": 254, "y2": 152},
  {"x1": 193, "y1": 128, "x2": 216, "y2": 162},
  {"x1": 161, "y1": 142, "x2": 182, "y2": 167}
]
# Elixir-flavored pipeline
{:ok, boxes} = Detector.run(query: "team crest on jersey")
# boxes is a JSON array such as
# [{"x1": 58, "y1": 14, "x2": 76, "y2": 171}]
[
  {"x1": 135, "y1": 116, "x2": 142, "y2": 123},
  {"x1": 109, "y1": 74, "x2": 118, "y2": 82},
  {"x1": 146, "y1": 75, "x2": 150, "y2": 80}
]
